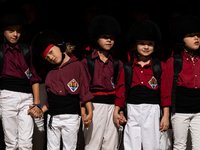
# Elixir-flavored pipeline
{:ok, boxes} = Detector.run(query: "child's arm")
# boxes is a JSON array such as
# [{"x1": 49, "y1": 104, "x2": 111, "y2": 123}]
[
  {"x1": 81, "y1": 101, "x2": 93, "y2": 128},
  {"x1": 32, "y1": 83, "x2": 40, "y2": 104},
  {"x1": 113, "y1": 106, "x2": 127, "y2": 127},
  {"x1": 160, "y1": 106, "x2": 170, "y2": 132},
  {"x1": 28, "y1": 83, "x2": 42, "y2": 117}
]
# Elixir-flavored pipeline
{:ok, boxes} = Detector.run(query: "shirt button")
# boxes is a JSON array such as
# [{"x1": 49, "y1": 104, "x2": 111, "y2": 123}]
[
  {"x1": 195, "y1": 75, "x2": 197, "y2": 77},
  {"x1": 141, "y1": 81, "x2": 143, "y2": 84},
  {"x1": 60, "y1": 90, "x2": 62, "y2": 93},
  {"x1": 141, "y1": 71, "x2": 143, "y2": 73},
  {"x1": 195, "y1": 87, "x2": 197, "y2": 89}
]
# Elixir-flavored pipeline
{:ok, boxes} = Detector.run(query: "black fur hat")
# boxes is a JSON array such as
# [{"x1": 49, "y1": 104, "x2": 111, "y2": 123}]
[
  {"x1": 128, "y1": 19, "x2": 161, "y2": 51},
  {"x1": 31, "y1": 30, "x2": 66, "y2": 56},
  {"x1": 170, "y1": 15, "x2": 200, "y2": 47},
  {"x1": 88, "y1": 15, "x2": 121, "y2": 45},
  {"x1": 0, "y1": 10, "x2": 27, "y2": 35}
]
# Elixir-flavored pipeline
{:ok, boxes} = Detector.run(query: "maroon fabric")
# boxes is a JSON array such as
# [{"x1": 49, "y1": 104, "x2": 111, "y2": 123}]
[
  {"x1": 45, "y1": 57, "x2": 94, "y2": 104},
  {"x1": 0, "y1": 43, "x2": 41, "y2": 85},
  {"x1": 167, "y1": 51, "x2": 200, "y2": 90},
  {"x1": 81, "y1": 50, "x2": 123, "y2": 93},
  {"x1": 115, "y1": 58, "x2": 171, "y2": 108}
]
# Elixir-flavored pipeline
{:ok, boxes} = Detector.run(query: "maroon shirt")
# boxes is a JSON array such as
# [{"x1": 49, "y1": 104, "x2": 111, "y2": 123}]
[
  {"x1": 45, "y1": 57, "x2": 94, "y2": 104},
  {"x1": 115, "y1": 58, "x2": 171, "y2": 108},
  {"x1": 0, "y1": 43, "x2": 41, "y2": 85},
  {"x1": 166, "y1": 51, "x2": 200, "y2": 90},
  {"x1": 81, "y1": 50, "x2": 123, "y2": 95}
]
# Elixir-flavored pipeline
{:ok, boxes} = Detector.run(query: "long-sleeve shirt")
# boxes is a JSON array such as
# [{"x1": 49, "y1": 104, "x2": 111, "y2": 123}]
[
  {"x1": 81, "y1": 49, "x2": 123, "y2": 96},
  {"x1": 1, "y1": 43, "x2": 41, "y2": 85},
  {"x1": 45, "y1": 57, "x2": 94, "y2": 104},
  {"x1": 115, "y1": 58, "x2": 171, "y2": 108}
]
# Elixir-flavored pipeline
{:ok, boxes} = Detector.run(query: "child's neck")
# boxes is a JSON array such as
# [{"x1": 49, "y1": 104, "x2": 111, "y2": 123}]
[
  {"x1": 97, "y1": 50, "x2": 109, "y2": 63},
  {"x1": 184, "y1": 49, "x2": 197, "y2": 62},
  {"x1": 60, "y1": 53, "x2": 70, "y2": 66},
  {"x1": 137, "y1": 56, "x2": 151, "y2": 67}
]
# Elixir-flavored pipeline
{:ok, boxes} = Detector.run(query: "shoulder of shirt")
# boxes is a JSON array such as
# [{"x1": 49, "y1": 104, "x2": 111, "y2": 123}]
[{"x1": 166, "y1": 56, "x2": 174, "y2": 65}]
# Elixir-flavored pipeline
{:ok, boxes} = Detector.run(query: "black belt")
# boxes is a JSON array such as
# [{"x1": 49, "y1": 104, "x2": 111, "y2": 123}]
[
  {"x1": 127, "y1": 86, "x2": 160, "y2": 105},
  {"x1": 47, "y1": 92, "x2": 80, "y2": 129},
  {"x1": 0, "y1": 76, "x2": 32, "y2": 93},
  {"x1": 176, "y1": 87, "x2": 200, "y2": 113},
  {"x1": 93, "y1": 95, "x2": 116, "y2": 104}
]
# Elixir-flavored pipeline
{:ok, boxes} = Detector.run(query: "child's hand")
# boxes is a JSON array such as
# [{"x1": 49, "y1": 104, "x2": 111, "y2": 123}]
[
  {"x1": 82, "y1": 113, "x2": 92, "y2": 128},
  {"x1": 160, "y1": 115, "x2": 169, "y2": 132},
  {"x1": 119, "y1": 111, "x2": 127, "y2": 125},
  {"x1": 28, "y1": 105, "x2": 43, "y2": 118},
  {"x1": 113, "y1": 110, "x2": 126, "y2": 127}
]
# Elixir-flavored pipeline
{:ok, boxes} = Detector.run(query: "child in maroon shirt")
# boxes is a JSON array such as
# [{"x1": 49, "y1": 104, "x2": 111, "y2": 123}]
[
  {"x1": 0, "y1": 11, "x2": 41, "y2": 150},
  {"x1": 167, "y1": 15, "x2": 200, "y2": 150},
  {"x1": 113, "y1": 20, "x2": 171, "y2": 150},
  {"x1": 30, "y1": 30, "x2": 93, "y2": 150},
  {"x1": 81, "y1": 15, "x2": 123, "y2": 150}
]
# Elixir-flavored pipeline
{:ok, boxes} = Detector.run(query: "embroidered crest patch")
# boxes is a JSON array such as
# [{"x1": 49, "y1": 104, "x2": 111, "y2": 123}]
[
  {"x1": 25, "y1": 68, "x2": 32, "y2": 79},
  {"x1": 148, "y1": 76, "x2": 157, "y2": 89},
  {"x1": 67, "y1": 79, "x2": 79, "y2": 92}
]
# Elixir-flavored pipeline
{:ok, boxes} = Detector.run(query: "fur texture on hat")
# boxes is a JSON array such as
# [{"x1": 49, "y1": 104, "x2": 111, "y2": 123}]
[
  {"x1": 128, "y1": 19, "x2": 161, "y2": 51},
  {"x1": 31, "y1": 30, "x2": 66, "y2": 56},
  {"x1": 0, "y1": 10, "x2": 27, "y2": 35},
  {"x1": 170, "y1": 15, "x2": 200, "y2": 47},
  {"x1": 88, "y1": 15, "x2": 121, "y2": 46}
]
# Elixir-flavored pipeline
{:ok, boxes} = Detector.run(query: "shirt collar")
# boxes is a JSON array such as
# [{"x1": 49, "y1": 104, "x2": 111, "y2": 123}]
[
  {"x1": 4, "y1": 43, "x2": 21, "y2": 53},
  {"x1": 132, "y1": 57, "x2": 152, "y2": 68},
  {"x1": 92, "y1": 49, "x2": 114, "y2": 62},
  {"x1": 182, "y1": 51, "x2": 199, "y2": 61},
  {"x1": 54, "y1": 57, "x2": 77, "y2": 69}
]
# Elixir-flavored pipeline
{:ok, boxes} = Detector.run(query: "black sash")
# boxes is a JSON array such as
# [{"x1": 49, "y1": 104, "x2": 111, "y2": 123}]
[
  {"x1": 48, "y1": 92, "x2": 80, "y2": 115},
  {"x1": 127, "y1": 86, "x2": 160, "y2": 105},
  {"x1": 0, "y1": 77, "x2": 32, "y2": 93},
  {"x1": 93, "y1": 95, "x2": 116, "y2": 104},
  {"x1": 176, "y1": 87, "x2": 200, "y2": 113}
]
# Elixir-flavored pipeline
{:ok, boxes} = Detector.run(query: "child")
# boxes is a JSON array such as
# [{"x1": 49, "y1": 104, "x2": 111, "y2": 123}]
[
  {"x1": 30, "y1": 30, "x2": 93, "y2": 150},
  {"x1": 81, "y1": 15, "x2": 123, "y2": 150},
  {"x1": 0, "y1": 11, "x2": 42, "y2": 150},
  {"x1": 113, "y1": 20, "x2": 171, "y2": 150},
  {"x1": 166, "y1": 15, "x2": 200, "y2": 150}
]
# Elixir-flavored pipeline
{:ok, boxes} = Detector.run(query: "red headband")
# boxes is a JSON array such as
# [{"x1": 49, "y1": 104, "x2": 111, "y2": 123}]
[{"x1": 40, "y1": 44, "x2": 54, "y2": 58}]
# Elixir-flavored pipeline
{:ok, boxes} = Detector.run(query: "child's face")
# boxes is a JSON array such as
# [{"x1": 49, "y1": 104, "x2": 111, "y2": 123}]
[
  {"x1": 44, "y1": 46, "x2": 62, "y2": 65},
  {"x1": 183, "y1": 32, "x2": 200, "y2": 50},
  {"x1": 4, "y1": 29, "x2": 21, "y2": 45},
  {"x1": 135, "y1": 40, "x2": 155, "y2": 57},
  {"x1": 97, "y1": 35, "x2": 115, "y2": 50}
]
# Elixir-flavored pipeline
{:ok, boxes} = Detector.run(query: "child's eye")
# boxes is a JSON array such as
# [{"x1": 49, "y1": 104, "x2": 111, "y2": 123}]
[
  {"x1": 148, "y1": 42, "x2": 153, "y2": 46},
  {"x1": 49, "y1": 50, "x2": 52, "y2": 54}
]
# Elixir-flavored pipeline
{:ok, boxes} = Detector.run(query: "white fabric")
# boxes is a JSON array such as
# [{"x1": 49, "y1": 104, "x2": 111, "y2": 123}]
[
  {"x1": 84, "y1": 103, "x2": 118, "y2": 150},
  {"x1": 0, "y1": 89, "x2": 33, "y2": 150},
  {"x1": 124, "y1": 104, "x2": 160, "y2": 150},
  {"x1": 160, "y1": 129, "x2": 173, "y2": 150},
  {"x1": 32, "y1": 83, "x2": 46, "y2": 150},
  {"x1": 171, "y1": 113, "x2": 200, "y2": 150},
  {"x1": 47, "y1": 114, "x2": 80, "y2": 150}
]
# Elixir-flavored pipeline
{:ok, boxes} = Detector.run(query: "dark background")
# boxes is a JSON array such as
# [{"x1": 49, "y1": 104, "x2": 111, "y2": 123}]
[{"x1": 1, "y1": 0, "x2": 199, "y2": 62}]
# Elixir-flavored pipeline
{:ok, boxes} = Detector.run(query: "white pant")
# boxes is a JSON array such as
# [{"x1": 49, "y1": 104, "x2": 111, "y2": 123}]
[
  {"x1": 47, "y1": 114, "x2": 81, "y2": 150},
  {"x1": 84, "y1": 103, "x2": 118, "y2": 150},
  {"x1": 0, "y1": 90, "x2": 34, "y2": 150},
  {"x1": 124, "y1": 104, "x2": 160, "y2": 150},
  {"x1": 171, "y1": 113, "x2": 200, "y2": 150}
]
